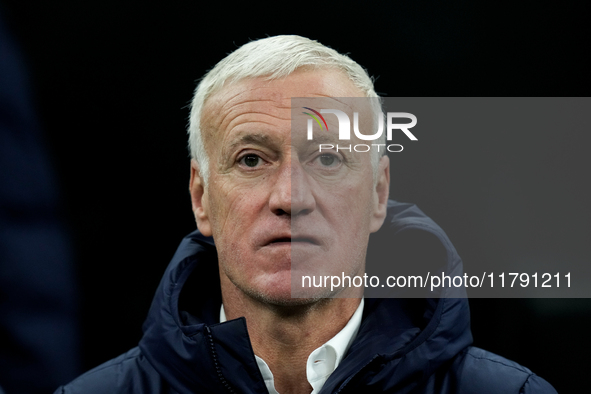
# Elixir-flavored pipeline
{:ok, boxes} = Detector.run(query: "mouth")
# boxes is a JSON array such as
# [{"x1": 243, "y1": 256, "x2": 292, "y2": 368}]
[
  {"x1": 268, "y1": 237, "x2": 291, "y2": 244},
  {"x1": 265, "y1": 236, "x2": 320, "y2": 246},
  {"x1": 291, "y1": 237, "x2": 320, "y2": 245}
]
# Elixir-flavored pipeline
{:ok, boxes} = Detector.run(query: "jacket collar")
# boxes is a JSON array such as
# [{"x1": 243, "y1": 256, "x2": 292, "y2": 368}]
[{"x1": 139, "y1": 200, "x2": 472, "y2": 393}]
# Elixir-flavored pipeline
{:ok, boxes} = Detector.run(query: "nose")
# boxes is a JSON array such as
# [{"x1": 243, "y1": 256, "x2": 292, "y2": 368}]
[{"x1": 269, "y1": 157, "x2": 316, "y2": 217}]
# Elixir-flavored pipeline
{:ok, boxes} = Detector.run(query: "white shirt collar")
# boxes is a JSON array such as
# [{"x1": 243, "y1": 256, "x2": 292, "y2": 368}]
[{"x1": 220, "y1": 299, "x2": 364, "y2": 394}]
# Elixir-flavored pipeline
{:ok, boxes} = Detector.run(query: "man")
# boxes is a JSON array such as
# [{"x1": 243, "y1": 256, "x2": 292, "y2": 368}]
[{"x1": 56, "y1": 35, "x2": 556, "y2": 393}]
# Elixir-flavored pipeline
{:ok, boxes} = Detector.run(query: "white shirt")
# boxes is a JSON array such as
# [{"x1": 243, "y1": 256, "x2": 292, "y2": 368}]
[{"x1": 220, "y1": 299, "x2": 364, "y2": 394}]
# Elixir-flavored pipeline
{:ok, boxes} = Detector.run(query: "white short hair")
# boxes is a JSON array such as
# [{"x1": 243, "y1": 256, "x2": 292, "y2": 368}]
[{"x1": 188, "y1": 35, "x2": 384, "y2": 184}]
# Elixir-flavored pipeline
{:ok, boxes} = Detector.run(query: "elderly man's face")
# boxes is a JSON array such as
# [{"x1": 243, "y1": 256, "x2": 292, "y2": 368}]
[{"x1": 190, "y1": 68, "x2": 389, "y2": 304}]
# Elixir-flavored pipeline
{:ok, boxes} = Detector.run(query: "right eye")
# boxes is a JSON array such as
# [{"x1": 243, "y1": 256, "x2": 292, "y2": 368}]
[{"x1": 239, "y1": 154, "x2": 263, "y2": 168}]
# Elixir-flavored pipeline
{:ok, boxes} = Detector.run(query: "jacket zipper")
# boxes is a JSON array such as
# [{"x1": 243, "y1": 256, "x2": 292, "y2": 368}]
[{"x1": 206, "y1": 326, "x2": 237, "y2": 393}]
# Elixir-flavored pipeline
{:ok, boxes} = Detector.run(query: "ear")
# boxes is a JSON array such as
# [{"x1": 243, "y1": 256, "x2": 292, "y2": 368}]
[
  {"x1": 189, "y1": 159, "x2": 212, "y2": 237},
  {"x1": 369, "y1": 155, "x2": 390, "y2": 233}
]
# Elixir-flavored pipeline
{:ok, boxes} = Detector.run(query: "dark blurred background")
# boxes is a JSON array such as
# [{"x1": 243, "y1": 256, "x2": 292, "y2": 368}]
[{"x1": 1, "y1": 1, "x2": 589, "y2": 392}]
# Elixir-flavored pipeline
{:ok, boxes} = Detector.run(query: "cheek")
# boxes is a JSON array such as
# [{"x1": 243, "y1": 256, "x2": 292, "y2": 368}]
[
  {"x1": 326, "y1": 178, "x2": 374, "y2": 223},
  {"x1": 207, "y1": 180, "x2": 266, "y2": 244}
]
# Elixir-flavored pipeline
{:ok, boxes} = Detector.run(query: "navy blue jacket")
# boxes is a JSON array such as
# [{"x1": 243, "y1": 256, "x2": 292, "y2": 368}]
[{"x1": 56, "y1": 201, "x2": 557, "y2": 393}]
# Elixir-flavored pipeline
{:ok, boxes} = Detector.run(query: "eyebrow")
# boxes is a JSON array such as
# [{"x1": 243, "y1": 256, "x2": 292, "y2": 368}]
[
  {"x1": 227, "y1": 133, "x2": 277, "y2": 151},
  {"x1": 305, "y1": 132, "x2": 340, "y2": 145}
]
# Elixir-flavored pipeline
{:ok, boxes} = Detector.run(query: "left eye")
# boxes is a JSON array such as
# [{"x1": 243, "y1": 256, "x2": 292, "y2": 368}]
[
  {"x1": 317, "y1": 154, "x2": 340, "y2": 167},
  {"x1": 239, "y1": 154, "x2": 262, "y2": 167}
]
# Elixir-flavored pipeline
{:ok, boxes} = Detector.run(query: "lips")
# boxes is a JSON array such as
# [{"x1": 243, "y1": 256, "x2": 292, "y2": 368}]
[
  {"x1": 291, "y1": 237, "x2": 320, "y2": 245},
  {"x1": 261, "y1": 234, "x2": 321, "y2": 247}
]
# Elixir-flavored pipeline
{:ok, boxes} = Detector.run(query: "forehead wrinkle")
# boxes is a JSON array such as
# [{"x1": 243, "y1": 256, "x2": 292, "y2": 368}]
[
  {"x1": 217, "y1": 99, "x2": 290, "y2": 132},
  {"x1": 219, "y1": 86, "x2": 286, "y2": 109},
  {"x1": 215, "y1": 102, "x2": 275, "y2": 130},
  {"x1": 215, "y1": 114, "x2": 288, "y2": 152},
  {"x1": 225, "y1": 111, "x2": 290, "y2": 130},
  {"x1": 304, "y1": 133, "x2": 340, "y2": 145},
  {"x1": 203, "y1": 87, "x2": 283, "y2": 130}
]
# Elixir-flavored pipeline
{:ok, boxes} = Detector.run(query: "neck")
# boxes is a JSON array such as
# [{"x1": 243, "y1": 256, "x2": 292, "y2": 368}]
[{"x1": 220, "y1": 274, "x2": 361, "y2": 394}]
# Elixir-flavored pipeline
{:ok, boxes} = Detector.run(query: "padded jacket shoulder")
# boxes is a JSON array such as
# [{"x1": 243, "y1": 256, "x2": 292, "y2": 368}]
[
  {"x1": 452, "y1": 347, "x2": 556, "y2": 393},
  {"x1": 54, "y1": 348, "x2": 173, "y2": 394}
]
